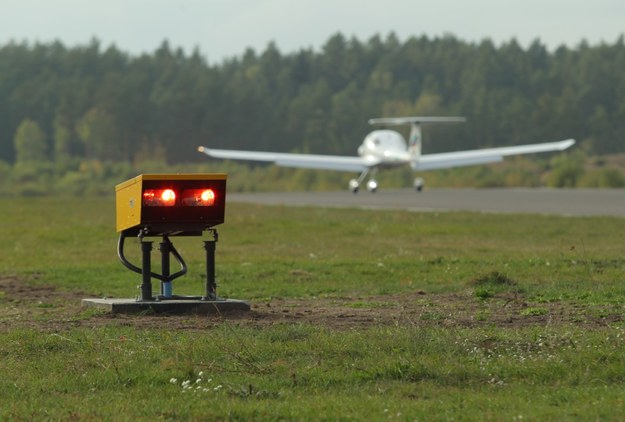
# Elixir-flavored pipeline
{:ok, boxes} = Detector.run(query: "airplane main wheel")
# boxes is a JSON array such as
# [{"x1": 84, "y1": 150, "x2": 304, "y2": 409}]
[
  {"x1": 349, "y1": 179, "x2": 360, "y2": 193},
  {"x1": 414, "y1": 177, "x2": 424, "y2": 192}
]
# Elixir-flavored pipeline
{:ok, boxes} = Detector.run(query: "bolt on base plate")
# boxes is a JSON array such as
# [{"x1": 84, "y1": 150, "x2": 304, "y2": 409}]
[{"x1": 82, "y1": 298, "x2": 250, "y2": 314}]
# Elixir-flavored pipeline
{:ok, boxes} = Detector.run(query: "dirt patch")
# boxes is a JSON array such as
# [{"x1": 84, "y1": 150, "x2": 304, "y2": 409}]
[
  {"x1": 0, "y1": 274, "x2": 88, "y2": 303},
  {"x1": 0, "y1": 276, "x2": 621, "y2": 332}
]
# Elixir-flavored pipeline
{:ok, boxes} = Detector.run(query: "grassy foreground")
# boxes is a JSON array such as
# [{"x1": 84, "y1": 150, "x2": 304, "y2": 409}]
[{"x1": 1, "y1": 197, "x2": 624, "y2": 420}]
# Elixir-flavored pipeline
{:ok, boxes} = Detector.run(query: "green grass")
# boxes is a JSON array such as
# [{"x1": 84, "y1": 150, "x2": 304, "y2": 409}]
[
  {"x1": 2, "y1": 326, "x2": 625, "y2": 419},
  {"x1": 1, "y1": 197, "x2": 625, "y2": 420}
]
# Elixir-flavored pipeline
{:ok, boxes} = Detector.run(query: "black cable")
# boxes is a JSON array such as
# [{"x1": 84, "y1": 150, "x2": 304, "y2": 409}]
[{"x1": 117, "y1": 232, "x2": 188, "y2": 282}]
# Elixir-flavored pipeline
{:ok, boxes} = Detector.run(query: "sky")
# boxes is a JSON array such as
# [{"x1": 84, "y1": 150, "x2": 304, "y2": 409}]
[{"x1": 2, "y1": 0, "x2": 624, "y2": 63}]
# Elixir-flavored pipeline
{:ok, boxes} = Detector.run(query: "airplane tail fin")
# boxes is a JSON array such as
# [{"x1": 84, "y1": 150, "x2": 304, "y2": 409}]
[
  {"x1": 368, "y1": 116, "x2": 466, "y2": 159},
  {"x1": 409, "y1": 124, "x2": 423, "y2": 158}
]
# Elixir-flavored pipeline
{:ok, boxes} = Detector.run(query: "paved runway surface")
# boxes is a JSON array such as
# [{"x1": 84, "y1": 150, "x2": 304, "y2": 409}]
[{"x1": 229, "y1": 188, "x2": 625, "y2": 217}]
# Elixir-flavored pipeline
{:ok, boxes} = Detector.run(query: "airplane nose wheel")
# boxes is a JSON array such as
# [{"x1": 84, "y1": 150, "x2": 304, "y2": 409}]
[{"x1": 366, "y1": 179, "x2": 378, "y2": 193}]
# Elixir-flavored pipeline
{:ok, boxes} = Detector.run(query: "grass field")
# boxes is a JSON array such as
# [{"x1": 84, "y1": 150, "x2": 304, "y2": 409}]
[{"x1": 1, "y1": 197, "x2": 625, "y2": 420}]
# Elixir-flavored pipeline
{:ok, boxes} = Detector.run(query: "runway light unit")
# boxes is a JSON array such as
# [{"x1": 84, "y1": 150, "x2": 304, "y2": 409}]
[
  {"x1": 110, "y1": 173, "x2": 247, "y2": 309},
  {"x1": 116, "y1": 173, "x2": 226, "y2": 236}
]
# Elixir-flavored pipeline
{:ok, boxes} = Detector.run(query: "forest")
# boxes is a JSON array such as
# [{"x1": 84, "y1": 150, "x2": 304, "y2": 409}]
[{"x1": 1, "y1": 33, "x2": 624, "y2": 194}]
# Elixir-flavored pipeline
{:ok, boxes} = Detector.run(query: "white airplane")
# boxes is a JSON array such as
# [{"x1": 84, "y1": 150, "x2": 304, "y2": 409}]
[{"x1": 197, "y1": 117, "x2": 575, "y2": 193}]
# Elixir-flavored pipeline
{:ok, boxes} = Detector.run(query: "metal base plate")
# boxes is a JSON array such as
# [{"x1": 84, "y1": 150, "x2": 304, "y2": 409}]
[{"x1": 82, "y1": 298, "x2": 250, "y2": 314}]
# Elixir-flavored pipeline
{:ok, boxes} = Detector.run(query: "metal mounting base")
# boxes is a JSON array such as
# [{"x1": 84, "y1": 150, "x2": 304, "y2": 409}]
[{"x1": 82, "y1": 297, "x2": 250, "y2": 314}]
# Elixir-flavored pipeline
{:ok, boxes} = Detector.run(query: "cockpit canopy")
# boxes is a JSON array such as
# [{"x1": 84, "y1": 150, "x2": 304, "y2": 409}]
[{"x1": 362, "y1": 130, "x2": 407, "y2": 152}]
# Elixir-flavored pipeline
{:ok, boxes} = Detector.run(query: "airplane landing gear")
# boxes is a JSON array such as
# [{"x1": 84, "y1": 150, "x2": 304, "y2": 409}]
[
  {"x1": 414, "y1": 177, "x2": 424, "y2": 192},
  {"x1": 349, "y1": 178, "x2": 360, "y2": 193},
  {"x1": 349, "y1": 168, "x2": 378, "y2": 193},
  {"x1": 366, "y1": 179, "x2": 378, "y2": 193},
  {"x1": 349, "y1": 168, "x2": 372, "y2": 194}
]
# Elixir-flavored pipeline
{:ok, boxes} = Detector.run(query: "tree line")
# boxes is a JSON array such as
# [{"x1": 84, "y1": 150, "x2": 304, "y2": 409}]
[{"x1": 1, "y1": 33, "x2": 624, "y2": 194}]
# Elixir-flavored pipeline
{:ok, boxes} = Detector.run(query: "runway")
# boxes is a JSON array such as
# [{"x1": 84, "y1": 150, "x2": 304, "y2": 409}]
[{"x1": 228, "y1": 188, "x2": 625, "y2": 217}]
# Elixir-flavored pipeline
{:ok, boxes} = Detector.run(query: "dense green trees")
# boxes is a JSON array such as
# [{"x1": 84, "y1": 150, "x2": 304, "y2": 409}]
[
  {"x1": 0, "y1": 33, "x2": 623, "y2": 194},
  {"x1": 14, "y1": 119, "x2": 47, "y2": 162}
]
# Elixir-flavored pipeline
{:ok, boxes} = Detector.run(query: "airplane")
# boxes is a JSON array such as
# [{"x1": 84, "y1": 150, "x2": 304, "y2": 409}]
[{"x1": 197, "y1": 116, "x2": 575, "y2": 193}]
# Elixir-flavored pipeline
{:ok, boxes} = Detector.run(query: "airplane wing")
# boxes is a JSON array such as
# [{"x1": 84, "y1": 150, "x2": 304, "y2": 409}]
[
  {"x1": 415, "y1": 139, "x2": 575, "y2": 171},
  {"x1": 197, "y1": 146, "x2": 376, "y2": 172}
]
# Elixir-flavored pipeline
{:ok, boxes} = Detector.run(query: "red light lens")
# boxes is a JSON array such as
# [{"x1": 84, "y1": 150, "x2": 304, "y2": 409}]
[
  {"x1": 161, "y1": 189, "x2": 176, "y2": 202},
  {"x1": 143, "y1": 189, "x2": 176, "y2": 206},
  {"x1": 181, "y1": 189, "x2": 216, "y2": 206},
  {"x1": 201, "y1": 189, "x2": 214, "y2": 202}
]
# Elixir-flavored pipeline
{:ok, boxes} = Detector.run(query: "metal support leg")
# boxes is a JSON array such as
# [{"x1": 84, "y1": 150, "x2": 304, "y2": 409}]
[
  {"x1": 159, "y1": 237, "x2": 172, "y2": 298},
  {"x1": 140, "y1": 240, "x2": 154, "y2": 301},
  {"x1": 203, "y1": 230, "x2": 218, "y2": 300}
]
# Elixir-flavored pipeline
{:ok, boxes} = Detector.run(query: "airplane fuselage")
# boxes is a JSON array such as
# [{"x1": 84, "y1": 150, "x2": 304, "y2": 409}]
[{"x1": 357, "y1": 130, "x2": 413, "y2": 169}]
